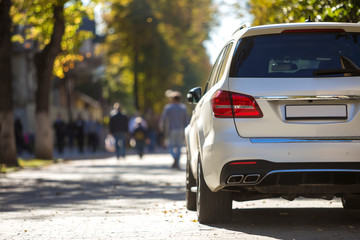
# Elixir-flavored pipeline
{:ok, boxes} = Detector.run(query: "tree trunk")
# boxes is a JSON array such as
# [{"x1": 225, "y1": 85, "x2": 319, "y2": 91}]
[
  {"x1": 133, "y1": 28, "x2": 140, "y2": 111},
  {"x1": 66, "y1": 78, "x2": 73, "y2": 123},
  {"x1": 34, "y1": 3, "x2": 65, "y2": 159},
  {"x1": 0, "y1": 0, "x2": 18, "y2": 166},
  {"x1": 134, "y1": 45, "x2": 139, "y2": 111}
]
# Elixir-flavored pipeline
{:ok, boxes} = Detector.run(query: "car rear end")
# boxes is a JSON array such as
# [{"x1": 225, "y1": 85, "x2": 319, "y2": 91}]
[{"x1": 207, "y1": 23, "x2": 360, "y2": 202}]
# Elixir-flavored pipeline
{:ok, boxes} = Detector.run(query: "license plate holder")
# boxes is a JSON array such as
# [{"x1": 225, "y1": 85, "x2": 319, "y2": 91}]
[{"x1": 285, "y1": 104, "x2": 347, "y2": 120}]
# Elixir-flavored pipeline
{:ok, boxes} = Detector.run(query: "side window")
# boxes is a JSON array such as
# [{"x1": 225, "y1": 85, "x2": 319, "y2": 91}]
[
  {"x1": 204, "y1": 47, "x2": 226, "y2": 93},
  {"x1": 216, "y1": 43, "x2": 233, "y2": 82},
  {"x1": 204, "y1": 43, "x2": 234, "y2": 93}
]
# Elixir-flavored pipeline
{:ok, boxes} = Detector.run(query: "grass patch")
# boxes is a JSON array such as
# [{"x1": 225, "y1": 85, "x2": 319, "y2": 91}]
[
  {"x1": 0, "y1": 158, "x2": 54, "y2": 174},
  {"x1": 19, "y1": 158, "x2": 54, "y2": 168}
]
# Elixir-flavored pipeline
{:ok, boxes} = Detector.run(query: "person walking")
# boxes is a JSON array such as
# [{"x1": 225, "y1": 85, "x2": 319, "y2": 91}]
[
  {"x1": 131, "y1": 116, "x2": 148, "y2": 159},
  {"x1": 159, "y1": 91, "x2": 188, "y2": 169},
  {"x1": 14, "y1": 118, "x2": 24, "y2": 154},
  {"x1": 66, "y1": 120, "x2": 75, "y2": 151},
  {"x1": 145, "y1": 108, "x2": 159, "y2": 153},
  {"x1": 74, "y1": 113, "x2": 85, "y2": 154},
  {"x1": 109, "y1": 102, "x2": 129, "y2": 159},
  {"x1": 86, "y1": 115, "x2": 99, "y2": 152},
  {"x1": 53, "y1": 113, "x2": 66, "y2": 154}
]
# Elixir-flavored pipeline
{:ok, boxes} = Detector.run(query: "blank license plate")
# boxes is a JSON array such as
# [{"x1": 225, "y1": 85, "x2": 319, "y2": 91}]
[{"x1": 285, "y1": 105, "x2": 347, "y2": 120}]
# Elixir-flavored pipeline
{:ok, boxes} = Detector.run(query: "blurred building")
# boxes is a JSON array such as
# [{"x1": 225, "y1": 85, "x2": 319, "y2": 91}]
[
  {"x1": 12, "y1": 25, "x2": 37, "y2": 135},
  {"x1": 12, "y1": 18, "x2": 105, "y2": 136}
]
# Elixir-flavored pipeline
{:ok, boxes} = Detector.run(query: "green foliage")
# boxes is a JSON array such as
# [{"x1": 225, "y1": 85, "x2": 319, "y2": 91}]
[
  {"x1": 10, "y1": 0, "x2": 95, "y2": 79},
  {"x1": 249, "y1": 0, "x2": 360, "y2": 25},
  {"x1": 102, "y1": 0, "x2": 214, "y2": 113},
  {"x1": 248, "y1": 0, "x2": 282, "y2": 25}
]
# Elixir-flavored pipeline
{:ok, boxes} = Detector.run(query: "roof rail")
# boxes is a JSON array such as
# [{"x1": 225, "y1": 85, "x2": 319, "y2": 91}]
[{"x1": 233, "y1": 22, "x2": 251, "y2": 35}]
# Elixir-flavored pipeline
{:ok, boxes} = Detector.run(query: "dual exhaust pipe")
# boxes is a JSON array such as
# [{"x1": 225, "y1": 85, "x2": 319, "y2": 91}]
[{"x1": 227, "y1": 174, "x2": 260, "y2": 185}]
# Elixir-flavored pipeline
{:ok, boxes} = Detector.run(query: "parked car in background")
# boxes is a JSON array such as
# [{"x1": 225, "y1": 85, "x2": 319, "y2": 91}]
[{"x1": 185, "y1": 22, "x2": 360, "y2": 223}]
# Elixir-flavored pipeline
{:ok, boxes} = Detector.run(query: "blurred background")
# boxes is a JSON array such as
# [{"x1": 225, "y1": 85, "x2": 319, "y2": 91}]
[{"x1": 0, "y1": 0, "x2": 359, "y2": 165}]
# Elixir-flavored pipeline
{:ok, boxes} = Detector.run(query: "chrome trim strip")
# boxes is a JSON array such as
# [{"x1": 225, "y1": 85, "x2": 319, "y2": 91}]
[
  {"x1": 250, "y1": 138, "x2": 360, "y2": 143},
  {"x1": 226, "y1": 169, "x2": 360, "y2": 186},
  {"x1": 255, "y1": 95, "x2": 360, "y2": 101},
  {"x1": 267, "y1": 169, "x2": 360, "y2": 175}
]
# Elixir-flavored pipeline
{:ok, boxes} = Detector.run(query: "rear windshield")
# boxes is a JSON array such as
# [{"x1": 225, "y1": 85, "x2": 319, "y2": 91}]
[{"x1": 229, "y1": 32, "x2": 360, "y2": 78}]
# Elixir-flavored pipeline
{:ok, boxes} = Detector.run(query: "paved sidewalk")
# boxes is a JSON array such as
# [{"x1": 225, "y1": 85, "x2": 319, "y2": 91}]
[
  {"x1": 18, "y1": 146, "x2": 170, "y2": 161},
  {"x1": 0, "y1": 153, "x2": 203, "y2": 240},
  {"x1": 2, "y1": 152, "x2": 360, "y2": 239}
]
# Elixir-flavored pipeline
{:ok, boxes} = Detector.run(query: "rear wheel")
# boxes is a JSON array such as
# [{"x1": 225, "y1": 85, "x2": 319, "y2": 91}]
[
  {"x1": 342, "y1": 195, "x2": 360, "y2": 209},
  {"x1": 186, "y1": 158, "x2": 196, "y2": 211},
  {"x1": 197, "y1": 161, "x2": 232, "y2": 224}
]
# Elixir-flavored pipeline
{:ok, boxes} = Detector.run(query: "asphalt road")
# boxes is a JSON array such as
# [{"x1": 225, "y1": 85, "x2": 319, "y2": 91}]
[{"x1": 1, "y1": 152, "x2": 360, "y2": 239}]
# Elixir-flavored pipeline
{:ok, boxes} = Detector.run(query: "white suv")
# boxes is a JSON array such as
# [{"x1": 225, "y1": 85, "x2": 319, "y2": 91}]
[{"x1": 185, "y1": 22, "x2": 360, "y2": 223}]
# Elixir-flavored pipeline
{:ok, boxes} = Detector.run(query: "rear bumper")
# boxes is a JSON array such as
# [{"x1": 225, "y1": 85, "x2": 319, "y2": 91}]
[
  {"x1": 221, "y1": 160, "x2": 360, "y2": 186},
  {"x1": 199, "y1": 116, "x2": 360, "y2": 191},
  {"x1": 220, "y1": 160, "x2": 360, "y2": 196},
  {"x1": 201, "y1": 134, "x2": 360, "y2": 191}
]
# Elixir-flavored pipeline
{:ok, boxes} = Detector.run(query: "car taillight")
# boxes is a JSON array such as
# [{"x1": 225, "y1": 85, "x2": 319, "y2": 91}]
[
  {"x1": 282, "y1": 29, "x2": 345, "y2": 33},
  {"x1": 211, "y1": 90, "x2": 263, "y2": 118}
]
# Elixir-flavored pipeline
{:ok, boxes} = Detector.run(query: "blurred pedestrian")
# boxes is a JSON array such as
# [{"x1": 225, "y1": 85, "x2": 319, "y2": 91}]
[
  {"x1": 75, "y1": 113, "x2": 85, "y2": 154},
  {"x1": 132, "y1": 116, "x2": 148, "y2": 159},
  {"x1": 14, "y1": 118, "x2": 24, "y2": 154},
  {"x1": 145, "y1": 108, "x2": 159, "y2": 153},
  {"x1": 66, "y1": 120, "x2": 75, "y2": 151},
  {"x1": 129, "y1": 111, "x2": 148, "y2": 133},
  {"x1": 109, "y1": 102, "x2": 129, "y2": 159},
  {"x1": 96, "y1": 120, "x2": 103, "y2": 150},
  {"x1": 159, "y1": 91, "x2": 189, "y2": 169},
  {"x1": 86, "y1": 115, "x2": 99, "y2": 152},
  {"x1": 53, "y1": 113, "x2": 66, "y2": 154}
]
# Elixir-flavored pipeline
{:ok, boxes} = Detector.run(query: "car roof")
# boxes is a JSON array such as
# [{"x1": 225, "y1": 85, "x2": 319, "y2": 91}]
[{"x1": 232, "y1": 22, "x2": 360, "y2": 39}]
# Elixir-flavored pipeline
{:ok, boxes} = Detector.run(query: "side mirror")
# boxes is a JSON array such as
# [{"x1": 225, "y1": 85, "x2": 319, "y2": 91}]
[{"x1": 187, "y1": 87, "x2": 202, "y2": 104}]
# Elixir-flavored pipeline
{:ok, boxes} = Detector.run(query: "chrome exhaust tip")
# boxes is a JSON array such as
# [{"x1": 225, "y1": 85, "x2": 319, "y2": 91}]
[
  {"x1": 226, "y1": 175, "x2": 244, "y2": 184},
  {"x1": 243, "y1": 174, "x2": 260, "y2": 184}
]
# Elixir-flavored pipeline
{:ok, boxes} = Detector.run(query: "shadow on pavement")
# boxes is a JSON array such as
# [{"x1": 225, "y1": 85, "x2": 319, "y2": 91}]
[
  {"x1": 0, "y1": 153, "x2": 186, "y2": 213},
  {"x1": 0, "y1": 178, "x2": 184, "y2": 213},
  {"x1": 208, "y1": 207, "x2": 360, "y2": 239}
]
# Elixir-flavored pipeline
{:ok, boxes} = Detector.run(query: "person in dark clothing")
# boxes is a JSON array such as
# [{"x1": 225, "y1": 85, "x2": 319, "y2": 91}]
[
  {"x1": 145, "y1": 108, "x2": 159, "y2": 153},
  {"x1": 14, "y1": 118, "x2": 24, "y2": 154},
  {"x1": 109, "y1": 102, "x2": 129, "y2": 159},
  {"x1": 75, "y1": 113, "x2": 85, "y2": 154},
  {"x1": 86, "y1": 115, "x2": 99, "y2": 152},
  {"x1": 66, "y1": 120, "x2": 75, "y2": 151},
  {"x1": 132, "y1": 116, "x2": 148, "y2": 159},
  {"x1": 53, "y1": 113, "x2": 66, "y2": 154}
]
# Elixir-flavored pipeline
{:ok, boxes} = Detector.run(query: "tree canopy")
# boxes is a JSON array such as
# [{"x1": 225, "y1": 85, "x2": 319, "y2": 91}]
[
  {"x1": 249, "y1": 0, "x2": 360, "y2": 25},
  {"x1": 9, "y1": 0, "x2": 96, "y2": 159},
  {"x1": 11, "y1": 0, "x2": 95, "y2": 79},
  {"x1": 102, "y1": 0, "x2": 214, "y2": 113}
]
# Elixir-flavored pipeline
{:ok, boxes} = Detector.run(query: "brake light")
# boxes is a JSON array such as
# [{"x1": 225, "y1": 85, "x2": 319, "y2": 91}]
[
  {"x1": 211, "y1": 90, "x2": 263, "y2": 118},
  {"x1": 282, "y1": 29, "x2": 345, "y2": 33}
]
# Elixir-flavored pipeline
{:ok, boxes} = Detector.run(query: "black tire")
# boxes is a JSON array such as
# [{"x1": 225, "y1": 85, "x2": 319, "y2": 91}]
[
  {"x1": 342, "y1": 195, "x2": 360, "y2": 209},
  {"x1": 186, "y1": 158, "x2": 197, "y2": 211},
  {"x1": 197, "y1": 161, "x2": 232, "y2": 224}
]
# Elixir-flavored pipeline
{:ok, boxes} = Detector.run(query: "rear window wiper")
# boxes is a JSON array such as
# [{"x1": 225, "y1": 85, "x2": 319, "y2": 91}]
[{"x1": 313, "y1": 68, "x2": 360, "y2": 76}]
